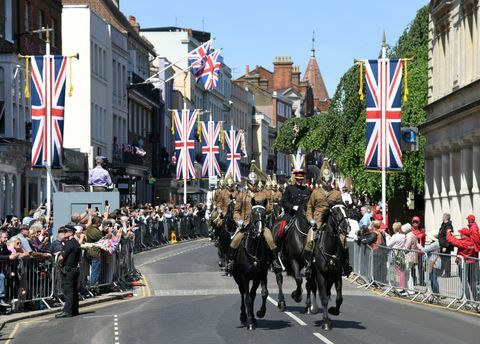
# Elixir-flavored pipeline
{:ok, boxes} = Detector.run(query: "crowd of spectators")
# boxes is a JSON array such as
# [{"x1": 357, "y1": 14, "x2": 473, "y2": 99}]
[
  {"x1": 0, "y1": 201, "x2": 208, "y2": 312},
  {"x1": 353, "y1": 205, "x2": 480, "y2": 301}
]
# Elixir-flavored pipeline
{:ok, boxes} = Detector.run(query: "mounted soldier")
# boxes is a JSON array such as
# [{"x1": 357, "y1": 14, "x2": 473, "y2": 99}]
[
  {"x1": 225, "y1": 170, "x2": 282, "y2": 274},
  {"x1": 304, "y1": 159, "x2": 352, "y2": 278},
  {"x1": 277, "y1": 150, "x2": 311, "y2": 244}
]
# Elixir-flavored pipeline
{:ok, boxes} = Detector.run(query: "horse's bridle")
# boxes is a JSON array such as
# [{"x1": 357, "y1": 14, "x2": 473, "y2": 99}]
[
  {"x1": 330, "y1": 204, "x2": 351, "y2": 236},
  {"x1": 251, "y1": 205, "x2": 266, "y2": 238}
]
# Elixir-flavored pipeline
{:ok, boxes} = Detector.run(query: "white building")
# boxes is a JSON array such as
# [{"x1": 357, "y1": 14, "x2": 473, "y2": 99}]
[
  {"x1": 140, "y1": 27, "x2": 234, "y2": 176},
  {"x1": 422, "y1": 0, "x2": 480, "y2": 231},
  {"x1": 62, "y1": 5, "x2": 115, "y2": 166}
]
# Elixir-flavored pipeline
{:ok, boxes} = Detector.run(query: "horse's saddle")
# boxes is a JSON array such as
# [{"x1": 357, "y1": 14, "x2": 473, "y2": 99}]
[{"x1": 278, "y1": 217, "x2": 296, "y2": 238}]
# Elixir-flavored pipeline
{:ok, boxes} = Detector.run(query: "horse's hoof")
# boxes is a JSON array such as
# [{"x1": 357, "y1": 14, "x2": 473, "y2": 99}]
[
  {"x1": 291, "y1": 291, "x2": 302, "y2": 303},
  {"x1": 256, "y1": 309, "x2": 266, "y2": 318},
  {"x1": 310, "y1": 306, "x2": 319, "y2": 315},
  {"x1": 328, "y1": 307, "x2": 340, "y2": 316},
  {"x1": 321, "y1": 323, "x2": 332, "y2": 331},
  {"x1": 247, "y1": 324, "x2": 255, "y2": 331},
  {"x1": 305, "y1": 306, "x2": 311, "y2": 314},
  {"x1": 240, "y1": 313, "x2": 247, "y2": 324},
  {"x1": 278, "y1": 300, "x2": 286, "y2": 311}
]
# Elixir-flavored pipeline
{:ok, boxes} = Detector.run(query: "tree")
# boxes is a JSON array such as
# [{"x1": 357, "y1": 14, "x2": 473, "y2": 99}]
[{"x1": 274, "y1": 5, "x2": 429, "y2": 200}]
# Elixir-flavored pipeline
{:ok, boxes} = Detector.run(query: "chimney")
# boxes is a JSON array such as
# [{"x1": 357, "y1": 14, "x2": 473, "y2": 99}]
[
  {"x1": 291, "y1": 65, "x2": 301, "y2": 85},
  {"x1": 246, "y1": 65, "x2": 250, "y2": 76},
  {"x1": 273, "y1": 56, "x2": 293, "y2": 90},
  {"x1": 128, "y1": 15, "x2": 140, "y2": 33}
]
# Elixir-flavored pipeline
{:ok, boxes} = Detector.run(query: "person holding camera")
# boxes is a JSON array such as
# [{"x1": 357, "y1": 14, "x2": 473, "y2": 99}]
[{"x1": 56, "y1": 225, "x2": 81, "y2": 318}]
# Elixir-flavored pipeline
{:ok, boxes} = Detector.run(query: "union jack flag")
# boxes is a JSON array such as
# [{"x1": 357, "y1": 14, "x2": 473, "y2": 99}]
[
  {"x1": 225, "y1": 129, "x2": 242, "y2": 182},
  {"x1": 201, "y1": 120, "x2": 221, "y2": 177},
  {"x1": 174, "y1": 109, "x2": 198, "y2": 180},
  {"x1": 364, "y1": 59, "x2": 403, "y2": 171},
  {"x1": 197, "y1": 49, "x2": 221, "y2": 91},
  {"x1": 188, "y1": 40, "x2": 212, "y2": 81},
  {"x1": 291, "y1": 148, "x2": 305, "y2": 172},
  {"x1": 30, "y1": 56, "x2": 68, "y2": 168}
]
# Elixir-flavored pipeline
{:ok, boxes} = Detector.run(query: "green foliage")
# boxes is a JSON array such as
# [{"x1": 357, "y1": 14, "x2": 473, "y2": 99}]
[{"x1": 274, "y1": 5, "x2": 429, "y2": 200}]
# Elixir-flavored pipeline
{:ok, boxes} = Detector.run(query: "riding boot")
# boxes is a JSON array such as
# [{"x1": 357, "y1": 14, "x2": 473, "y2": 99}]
[
  {"x1": 225, "y1": 249, "x2": 237, "y2": 274},
  {"x1": 271, "y1": 248, "x2": 283, "y2": 273},
  {"x1": 304, "y1": 250, "x2": 314, "y2": 279},
  {"x1": 342, "y1": 247, "x2": 353, "y2": 277}
]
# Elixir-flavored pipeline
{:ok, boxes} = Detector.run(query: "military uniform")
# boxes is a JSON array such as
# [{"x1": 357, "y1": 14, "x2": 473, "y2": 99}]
[
  {"x1": 230, "y1": 188, "x2": 276, "y2": 250},
  {"x1": 281, "y1": 184, "x2": 311, "y2": 221},
  {"x1": 305, "y1": 187, "x2": 343, "y2": 250}
]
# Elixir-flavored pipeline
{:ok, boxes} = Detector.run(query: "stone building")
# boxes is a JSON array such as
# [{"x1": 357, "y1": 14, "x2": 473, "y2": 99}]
[{"x1": 421, "y1": 0, "x2": 480, "y2": 231}]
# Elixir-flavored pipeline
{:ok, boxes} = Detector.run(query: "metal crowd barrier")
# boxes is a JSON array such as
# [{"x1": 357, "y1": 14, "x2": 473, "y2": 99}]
[{"x1": 350, "y1": 242, "x2": 480, "y2": 311}]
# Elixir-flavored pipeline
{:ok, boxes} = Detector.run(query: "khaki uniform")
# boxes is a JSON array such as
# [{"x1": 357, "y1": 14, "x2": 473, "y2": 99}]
[
  {"x1": 305, "y1": 188, "x2": 343, "y2": 250},
  {"x1": 230, "y1": 189, "x2": 276, "y2": 250}
]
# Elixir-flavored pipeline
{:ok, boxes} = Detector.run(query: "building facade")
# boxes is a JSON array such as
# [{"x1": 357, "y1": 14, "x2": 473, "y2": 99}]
[{"x1": 421, "y1": 0, "x2": 480, "y2": 231}]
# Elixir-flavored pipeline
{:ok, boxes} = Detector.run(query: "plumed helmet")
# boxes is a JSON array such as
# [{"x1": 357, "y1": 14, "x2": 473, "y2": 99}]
[
  {"x1": 272, "y1": 174, "x2": 278, "y2": 187},
  {"x1": 247, "y1": 172, "x2": 258, "y2": 185},
  {"x1": 226, "y1": 173, "x2": 234, "y2": 187},
  {"x1": 266, "y1": 175, "x2": 272, "y2": 188},
  {"x1": 320, "y1": 158, "x2": 332, "y2": 182},
  {"x1": 258, "y1": 180, "x2": 264, "y2": 188},
  {"x1": 219, "y1": 176, "x2": 225, "y2": 187}
]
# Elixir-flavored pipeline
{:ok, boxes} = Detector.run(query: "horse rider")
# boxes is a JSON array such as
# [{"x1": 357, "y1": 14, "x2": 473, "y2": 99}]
[
  {"x1": 212, "y1": 176, "x2": 228, "y2": 229},
  {"x1": 304, "y1": 160, "x2": 353, "y2": 278},
  {"x1": 271, "y1": 175, "x2": 283, "y2": 204},
  {"x1": 225, "y1": 172, "x2": 282, "y2": 274},
  {"x1": 277, "y1": 169, "x2": 311, "y2": 246}
]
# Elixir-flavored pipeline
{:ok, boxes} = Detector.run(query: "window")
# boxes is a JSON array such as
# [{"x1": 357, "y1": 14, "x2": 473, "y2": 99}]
[
  {"x1": 24, "y1": 1, "x2": 30, "y2": 32},
  {"x1": 51, "y1": 18, "x2": 57, "y2": 47},
  {"x1": 38, "y1": 10, "x2": 45, "y2": 39},
  {"x1": 0, "y1": 0, "x2": 12, "y2": 41},
  {"x1": 0, "y1": 67, "x2": 4, "y2": 135}
]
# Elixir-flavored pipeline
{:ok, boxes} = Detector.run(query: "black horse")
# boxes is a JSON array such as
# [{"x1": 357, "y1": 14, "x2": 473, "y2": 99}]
[
  {"x1": 214, "y1": 201, "x2": 236, "y2": 271},
  {"x1": 272, "y1": 210, "x2": 319, "y2": 314},
  {"x1": 232, "y1": 201, "x2": 270, "y2": 330},
  {"x1": 313, "y1": 204, "x2": 350, "y2": 330}
]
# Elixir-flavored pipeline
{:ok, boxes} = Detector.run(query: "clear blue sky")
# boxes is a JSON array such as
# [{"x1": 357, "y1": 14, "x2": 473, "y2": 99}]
[{"x1": 120, "y1": 0, "x2": 428, "y2": 97}]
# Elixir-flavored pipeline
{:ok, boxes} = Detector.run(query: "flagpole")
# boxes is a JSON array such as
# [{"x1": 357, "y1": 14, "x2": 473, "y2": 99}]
[
  {"x1": 381, "y1": 32, "x2": 387, "y2": 222},
  {"x1": 45, "y1": 27, "x2": 52, "y2": 218}
]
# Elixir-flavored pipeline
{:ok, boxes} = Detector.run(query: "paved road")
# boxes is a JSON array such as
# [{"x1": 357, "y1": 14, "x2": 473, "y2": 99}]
[{"x1": 3, "y1": 239, "x2": 479, "y2": 344}]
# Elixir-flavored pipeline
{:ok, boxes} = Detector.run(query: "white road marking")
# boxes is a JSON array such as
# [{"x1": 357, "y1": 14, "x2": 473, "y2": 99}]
[
  {"x1": 114, "y1": 314, "x2": 119, "y2": 344},
  {"x1": 266, "y1": 296, "x2": 307, "y2": 326},
  {"x1": 313, "y1": 332, "x2": 335, "y2": 344},
  {"x1": 137, "y1": 243, "x2": 212, "y2": 267}
]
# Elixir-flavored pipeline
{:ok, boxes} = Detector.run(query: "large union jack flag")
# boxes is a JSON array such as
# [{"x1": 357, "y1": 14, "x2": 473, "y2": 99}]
[
  {"x1": 30, "y1": 56, "x2": 68, "y2": 168},
  {"x1": 225, "y1": 129, "x2": 242, "y2": 182},
  {"x1": 201, "y1": 120, "x2": 221, "y2": 177},
  {"x1": 364, "y1": 59, "x2": 403, "y2": 171},
  {"x1": 188, "y1": 40, "x2": 212, "y2": 81},
  {"x1": 197, "y1": 49, "x2": 221, "y2": 91},
  {"x1": 174, "y1": 109, "x2": 198, "y2": 180}
]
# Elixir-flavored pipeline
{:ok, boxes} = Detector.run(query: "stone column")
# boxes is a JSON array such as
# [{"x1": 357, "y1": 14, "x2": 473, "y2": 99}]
[
  {"x1": 459, "y1": 142, "x2": 473, "y2": 217},
  {"x1": 424, "y1": 157, "x2": 435, "y2": 233},
  {"x1": 472, "y1": 140, "x2": 480, "y2": 214},
  {"x1": 449, "y1": 141, "x2": 462, "y2": 229},
  {"x1": 440, "y1": 143, "x2": 451, "y2": 215},
  {"x1": 432, "y1": 152, "x2": 443, "y2": 226},
  {"x1": 14, "y1": 174, "x2": 21, "y2": 218},
  {"x1": 5, "y1": 174, "x2": 12, "y2": 216}
]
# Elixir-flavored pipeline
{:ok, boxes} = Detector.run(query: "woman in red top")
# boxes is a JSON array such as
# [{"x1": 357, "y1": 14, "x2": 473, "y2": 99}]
[
  {"x1": 447, "y1": 229, "x2": 478, "y2": 301},
  {"x1": 411, "y1": 216, "x2": 426, "y2": 286}
]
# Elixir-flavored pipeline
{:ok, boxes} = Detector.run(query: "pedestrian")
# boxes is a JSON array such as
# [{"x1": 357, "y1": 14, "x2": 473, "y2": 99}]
[
  {"x1": 0, "y1": 230, "x2": 11, "y2": 307},
  {"x1": 385, "y1": 222, "x2": 406, "y2": 291},
  {"x1": 86, "y1": 216, "x2": 104, "y2": 288},
  {"x1": 422, "y1": 232, "x2": 441, "y2": 296},
  {"x1": 411, "y1": 216, "x2": 426, "y2": 285},
  {"x1": 56, "y1": 225, "x2": 81, "y2": 318},
  {"x1": 465, "y1": 214, "x2": 480, "y2": 254},
  {"x1": 402, "y1": 223, "x2": 423, "y2": 293},
  {"x1": 88, "y1": 156, "x2": 112, "y2": 192},
  {"x1": 358, "y1": 206, "x2": 372, "y2": 229},
  {"x1": 437, "y1": 213, "x2": 454, "y2": 277}
]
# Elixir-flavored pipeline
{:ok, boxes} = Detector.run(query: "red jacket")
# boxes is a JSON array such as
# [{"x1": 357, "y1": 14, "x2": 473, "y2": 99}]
[
  {"x1": 412, "y1": 227, "x2": 425, "y2": 255},
  {"x1": 446, "y1": 231, "x2": 477, "y2": 263},
  {"x1": 467, "y1": 222, "x2": 480, "y2": 252}
]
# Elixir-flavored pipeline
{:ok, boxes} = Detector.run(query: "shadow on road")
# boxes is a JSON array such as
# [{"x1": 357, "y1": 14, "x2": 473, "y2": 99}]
[
  {"x1": 314, "y1": 319, "x2": 366, "y2": 330},
  {"x1": 236, "y1": 319, "x2": 292, "y2": 330}
]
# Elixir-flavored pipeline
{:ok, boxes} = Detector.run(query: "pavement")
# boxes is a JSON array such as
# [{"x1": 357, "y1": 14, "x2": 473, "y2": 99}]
[{"x1": 1, "y1": 238, "x2": 479, "y2": 344}]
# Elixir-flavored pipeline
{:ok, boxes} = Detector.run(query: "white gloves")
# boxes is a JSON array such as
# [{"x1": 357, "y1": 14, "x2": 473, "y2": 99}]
[{"x1": 293, "y1": 205, "x2": 299, "y2": 211}]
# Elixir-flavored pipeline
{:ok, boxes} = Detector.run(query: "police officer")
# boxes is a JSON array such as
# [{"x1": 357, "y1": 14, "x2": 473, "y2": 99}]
[
  {"x1": 225, "y1": 171, "x2": 282, "y2": 274},
  {"x1": 55, "y1": 225, "x2": 81, "y2": 318}
]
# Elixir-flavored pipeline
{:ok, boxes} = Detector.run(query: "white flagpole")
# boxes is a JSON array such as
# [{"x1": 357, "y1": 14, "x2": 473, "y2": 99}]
[
  {"x1": 381, "y1": 33, "x2": 387, "y2": 222},
  {"x1": 183, "y1": 105, "x2": 188, "y2": 205},
  {"x1": 209, "y1": 114, "x2": 213, "y2": 177},
  {"x1": 230, "y1": 125, "x2": 234, "y2": 181},
  {"x1": 45, "y1": 28, "x2": 52, "y2": 218}
]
